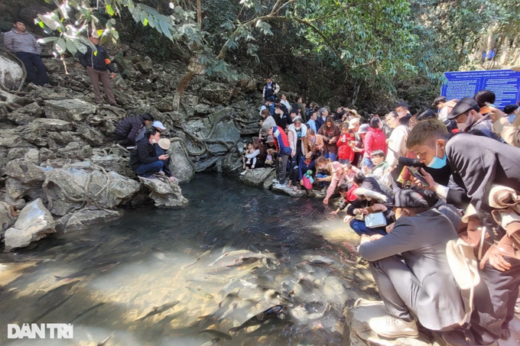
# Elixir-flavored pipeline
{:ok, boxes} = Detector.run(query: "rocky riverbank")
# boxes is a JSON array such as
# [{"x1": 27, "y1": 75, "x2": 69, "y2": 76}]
[{"x1": 0, "y1": 35, "x2": 265, "y2": 250}]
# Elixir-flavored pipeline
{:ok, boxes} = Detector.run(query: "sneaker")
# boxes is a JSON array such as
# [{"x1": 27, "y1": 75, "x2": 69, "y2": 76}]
[
  {"x1": 368, "y1": 315, "x2": 418, "y2": 339},
  {"x1": 240, "y1": 171, "x2": 246, "y2": 175}
]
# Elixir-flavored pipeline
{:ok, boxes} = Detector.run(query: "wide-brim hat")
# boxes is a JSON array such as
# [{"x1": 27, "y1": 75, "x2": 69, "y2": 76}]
[
  {"x1": 357, "y1": 123, "x2": 369, "y2": 134},
  {"x1": 349, "y1": 118, "x2": 360, "y2": 129},
  {"x1": 158, "y1": 138, "x2": 170, "y2": 150}
]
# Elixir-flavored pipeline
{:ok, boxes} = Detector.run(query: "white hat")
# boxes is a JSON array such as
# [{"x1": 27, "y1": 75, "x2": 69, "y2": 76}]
[
  {"x1": 348, "y1": 118, "x2": 360, "y2": 129},
  {"x1": 153, "y1": 121, "x2": 166, "y2": 131},
  {"x1": 158, "y1": 138, "x2": 171, "y2": 150}
]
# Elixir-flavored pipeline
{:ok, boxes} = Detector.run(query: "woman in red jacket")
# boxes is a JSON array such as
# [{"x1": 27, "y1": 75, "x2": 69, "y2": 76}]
[
  {"x1": 363, "y1": 117, "x2": 387, "y2": 170},
  {"x1": 337, "y1": 123, "x2": 355, "y2": 164}
]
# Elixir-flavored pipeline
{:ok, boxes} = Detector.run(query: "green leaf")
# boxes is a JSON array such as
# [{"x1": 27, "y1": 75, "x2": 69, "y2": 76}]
[
  {"x1": 37, "y1": 36, "x2": 59, "y2": 44},
  {"x1": 55, "y1": 38, "x2": 67, "y2": 55},
  {"x1": 159, "y1": 20, "x2": 174, "y2": 40},
  {"x1": 106, "y1": 4, "x2": 115, "y2": 16},
  {"x1": 38, "y1": 13, "x2": 62, "y2": 31},
  {"x1": 65, "y1": 38, "x2": 77, "y2": 55}
]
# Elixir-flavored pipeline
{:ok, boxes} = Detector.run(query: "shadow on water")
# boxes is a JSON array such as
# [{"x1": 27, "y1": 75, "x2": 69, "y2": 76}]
[{"x1": 0, "y1": 173, "x2": 377, "y2": 346}]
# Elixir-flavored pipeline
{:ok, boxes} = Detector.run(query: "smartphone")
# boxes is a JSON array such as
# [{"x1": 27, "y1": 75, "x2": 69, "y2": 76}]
[{"x1": 408, "y1": 167, "x2": 429, "y2": 187}]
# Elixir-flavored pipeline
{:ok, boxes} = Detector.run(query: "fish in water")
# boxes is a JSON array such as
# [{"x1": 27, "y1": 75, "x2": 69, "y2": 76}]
[
  {"x1": 228, "y1": 305, "x2": 285, "y2": 334},
  {"x1": 182, "y1": 249, "x2": 211, "y2": 269},
  {"x1": 97, "y1": 332, "x2": 113, "y2": 346},
  {"x1": 54, "y1": 261, "x2": 120, "y2": 281},
  {"x1": 135, "y1": 301, "x2": 180, "y2": 321},
  {"x1": 198, "y1": 329, "x2": 232, "y2": 340},
  {"x1": 71, "y1": 302, "x2": 105, "y2": 323}
]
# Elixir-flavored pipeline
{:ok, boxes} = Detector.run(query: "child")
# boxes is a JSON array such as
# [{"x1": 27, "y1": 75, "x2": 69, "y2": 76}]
[
  {"x1": 337, "y1": 123, "x2": 355, "y2": 164},
  {"x1": 368, "y1": 150, "x2": 389, "y2": 177},
  {"x1": 241, "y1": 142, "x2": 260, "y2": 174},
  {"x1": 265, "y1": 148, "x2": 276, "y2": 167},
  {"x1": 298, "y1": 151, "x2": 316, "y2": 190},
  {"x1": 330, "y1": 183, "x2": 358, "y2": 215}
]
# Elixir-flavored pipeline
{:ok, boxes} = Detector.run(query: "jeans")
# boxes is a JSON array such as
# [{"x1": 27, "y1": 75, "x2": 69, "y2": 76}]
[
  {"x1": 16, "y1": 52, "x2": 49, "y2": 86},
  {"x1": 362, "y1": 157, "x2": 374, "y2": 170},
  {"x1": 316, "y1": 173, "x2": 329, "y2": 188},
  {"x1": 349, "y1": 219, "x2": 386, "y2": 236},
  {"x1": 338, "y1": 159, "x2": 350, "y2": 164},
  {"x1": 324, "y1": 152, "x2": 337, "y2": 161},
  {"x1": 277, "y1": 154, "x2": 289, "y2": 184},
  {"x1": 135, "y1": 160, "x2": 164, "y2": 176}
]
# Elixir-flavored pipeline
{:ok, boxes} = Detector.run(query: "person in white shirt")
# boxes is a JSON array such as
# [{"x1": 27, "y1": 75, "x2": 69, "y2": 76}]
[{"x1": 385, "y1": 111, "x2": 408, "y2": 168}]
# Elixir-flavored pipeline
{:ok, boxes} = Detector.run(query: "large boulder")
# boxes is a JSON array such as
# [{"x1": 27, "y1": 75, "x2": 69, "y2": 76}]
[
  {"x1": 56, "y1": 209, "x2": 123, "y2": 233},
  {"x1": 4, "y1": 199, "x2": 55, "y2": 251},
  {"x1": 345, "y1": 299, "x2": 443, "y2": 346},
  {"x1": 0, "y1": 55, "x2": 24, "y2": 91},
  {"x1": 271, "y1": 183, "x2": 306, "y2": 198},
  {"x1": 30, "y1": 118, "x2": 74, "y2": 131},
  {"x1": 44, "y1": 99, "x2": 97, "y2": 122},
  {"x1": 0, "y1": 202, "x2": 16, "y2": 238},
  {"x1": 168, "y1": 141, "x2": 195, "y2": 184},
  {"x1": 0, "y1": 129, "x2": 32, "y2": 148},
  {"x1": 240, "y1": 168, "x2": 275, "y2": 188},
  {"x1": 43, "y1": 166, "x2": 140, "y2": 216},
  {"x1": 5, "y1": 159, "x2": 46, "y2": 202},
  {"x1": 3, "y1": 102, "x2": 43, "y2": 125},
  {"x1": 207, "y1": 121, "x2": 241, "y2": 154},
  {"x1": 200, "y1": 83, "x2": 237, "y2": 105},
  {"x1": 140, "y1": 177, "x2": 189, "y2": 208}
]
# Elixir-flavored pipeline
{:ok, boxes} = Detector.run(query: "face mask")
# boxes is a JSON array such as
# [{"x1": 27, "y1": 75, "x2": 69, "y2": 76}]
[
  {"x1": 427, "y1": 143, "x2": 447, "y2": 169},
  {"x1": 151, "y1": 139, "x2": 157, "y2": 144},
  {"x1": 457, "y1": 114, "x2": 473, "y2": 131}
]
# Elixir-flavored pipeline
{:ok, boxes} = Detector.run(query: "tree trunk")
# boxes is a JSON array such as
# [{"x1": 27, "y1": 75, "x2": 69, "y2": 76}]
[
  {"x1": 197, "y1": 0, "x2": 202, "y2": 29},
  {"x1": 172, "y1": 71, "x2": 196, "y2": 112}
]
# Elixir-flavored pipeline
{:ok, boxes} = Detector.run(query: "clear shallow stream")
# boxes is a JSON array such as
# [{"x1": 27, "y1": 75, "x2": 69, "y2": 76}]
[{"x1": 0, "y1": 174, "x2": 375, "y2": 346}]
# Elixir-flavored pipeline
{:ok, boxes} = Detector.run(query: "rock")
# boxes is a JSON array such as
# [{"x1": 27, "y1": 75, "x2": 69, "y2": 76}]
[
  {"x1": 5, "y1": 159, "x2": 46, "y2": 202},
  {"x1": 136, "y1": 56, "x2": 154, "y2": 73},
  {"x1": 263, "y1": 169, "x2": 277, "y2": 190},
  {"x1": 31, "y1": 118, "x2": 74, "y2": 131},
  {"x1": 193, "y1": 103, "x2": 212, "y2": 115},
  {"x1": 90, "y1": 149, "x2": 135, "y2": 178},
  {"x1": 194, "y1": 157, "x2": 219, "y2": 172},
  {"x1": 4, "y1": 199, "x2": 55, "y2": 251},
  {"x1": 24, "y1": 148, "x2": 40, "y2": 164},
  {"x1": 240, "y1": 168, "x2": 275, "y2": 188},
  {"x1": 345, "y1": 299, "x2": 443, "y2": 346},
  {"x1": 0, "y1": 55, "x2": 24, "y2": 90},
  {"x1": 0, "y1": 129, "x2": 32, "y2": 148},
  {"x1": 271, "y1": 183, "x2": 306, "y2": 198},
  {"x1": 200, "y1": 83, "x2": 237, "y2": 105},
  {"x1": 168, "y1": 141, "x2": 195, "y2": 183},
  {"x1": 0, "y1": 202, "x2": 16, "y2": 237},
  {"x1": 57, "y1": 209, "x2": 123, "y2": 233},
  {"x1": 57, "y1": 142, "x2": 92, "y2": 160},
  {"x1": 75, "y1": 124, "x2": 105, "y2": 146},
  {"x1": 156, "y1": 98, "x2": 174, "y2": 112},
  {"x1": 140, "y1": 177, "x2": 189, "y2": 208},
  {"x1": 43, "y1": 167, "x2": 140, "y2": 216},
  {"x1": 5, "y1": 102, "x2": 43, "y2": 125},
  {"x1": 44, "y1": 99, "x2": 97, "y2": 122},
  {"x1": 207, "y1": 121, "x2": 241, "y2": 154},
  {"x1": 18, "y1": 5, "x2": 53, "y2": 29}
]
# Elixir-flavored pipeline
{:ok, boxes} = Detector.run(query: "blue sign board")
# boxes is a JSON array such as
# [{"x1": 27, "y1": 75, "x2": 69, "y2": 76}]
[{"x1": 441, "y1": 69, "x2": 520, "y2": 109}]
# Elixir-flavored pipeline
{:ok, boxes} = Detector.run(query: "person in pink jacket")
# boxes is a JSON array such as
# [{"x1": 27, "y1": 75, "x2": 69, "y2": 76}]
[
  {"x1": 363, "y1": 117, "x2": 388, "y2": 169},
  {"x1": 316, "y1": 157, "x2": 347, "y2": 205}
]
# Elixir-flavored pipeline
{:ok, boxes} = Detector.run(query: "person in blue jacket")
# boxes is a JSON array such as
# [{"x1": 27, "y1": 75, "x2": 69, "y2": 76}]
[{"x1": 267, "y1": 126, "x2": 292, "y2": 185}]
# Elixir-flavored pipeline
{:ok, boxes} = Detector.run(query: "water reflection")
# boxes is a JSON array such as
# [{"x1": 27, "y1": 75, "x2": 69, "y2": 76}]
[{"x1": 0, "y1": 174, "x2": 376, "y2": 346}]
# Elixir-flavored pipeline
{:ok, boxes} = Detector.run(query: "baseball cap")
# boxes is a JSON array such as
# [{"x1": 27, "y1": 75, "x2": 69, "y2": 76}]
[
  {"x1": 357, "y1": 124, "x2": 369, "y2": 134},
  {"x1": 447, "y1": 97, "x2": 480, "y2": 120},
  {"x1": 153, "y1": 121, "x2": 166, "y2": 131}
]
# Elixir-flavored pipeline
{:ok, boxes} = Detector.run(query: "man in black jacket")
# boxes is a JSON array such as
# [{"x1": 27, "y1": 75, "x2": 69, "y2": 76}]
[
  {"x1": 447, "y1": 97, "x2": 501, "y2": 141},
  {"x1": 114, "y1": 113, "x2": 153, "y2": 146},
  {"x1": 129, "y1": 129, "x2": 169, "y2": 177},
  {"x1": 76, "y1": 32, "x2": 117, "y2": 106},
  {"x1": 406, "y1": 119, "x2": 520, "y2": 345}
]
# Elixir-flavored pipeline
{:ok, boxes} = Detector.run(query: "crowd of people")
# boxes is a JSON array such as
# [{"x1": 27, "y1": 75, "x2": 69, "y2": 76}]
[{"x1": 250, "y1": 76, "x2": 520, "y2": 345}]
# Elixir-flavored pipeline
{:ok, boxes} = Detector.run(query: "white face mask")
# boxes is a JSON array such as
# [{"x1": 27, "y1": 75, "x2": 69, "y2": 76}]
[
  {"x1": 457, "y1": 114, "x2": 473, "y2": 131},
  {"x1": 151, "y1": 139, "x2": 157, "y2": 144}
]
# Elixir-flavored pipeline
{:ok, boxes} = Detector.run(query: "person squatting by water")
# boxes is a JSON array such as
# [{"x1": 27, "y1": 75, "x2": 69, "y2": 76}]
[{"x1": 251, "y1": 89, "x2": 520, "y2": 345}]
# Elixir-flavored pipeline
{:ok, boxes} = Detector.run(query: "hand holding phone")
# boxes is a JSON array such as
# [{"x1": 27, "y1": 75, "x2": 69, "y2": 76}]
[{"x1": 408, "y1": 167, "x2": 429, "y2": 187}]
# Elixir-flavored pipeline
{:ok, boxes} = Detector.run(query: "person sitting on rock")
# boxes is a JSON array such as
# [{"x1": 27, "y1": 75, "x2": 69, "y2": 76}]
[
  {"x1": 114, "y1": 113, "x2": 154, "y2": 146},
  {"x1": 4, "y1": 19, "x2": 50, "y2": 87},
  {"x1": 130, "y1": 129, "x2": 169, "y2": 178},
  {"x1": 358, "y1": 189, "x2": 465, "y2": 340},
  {"x1": 76, "y1": 31, "x2": 118, "y2": 106},
  {"x1": 154, "y1": 138, "x2": 175, "y2": 183}
]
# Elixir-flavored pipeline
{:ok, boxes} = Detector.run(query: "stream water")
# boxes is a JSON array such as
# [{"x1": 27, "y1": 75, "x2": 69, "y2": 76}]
[{"x1": 0, "y1": 174, "x2": 376, "y2": 346}]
